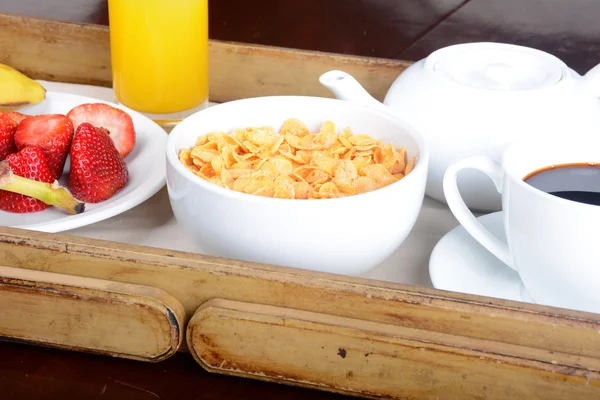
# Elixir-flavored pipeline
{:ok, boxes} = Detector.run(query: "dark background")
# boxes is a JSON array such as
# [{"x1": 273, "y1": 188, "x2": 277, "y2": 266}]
[
  {"x1": 1, "y1": 0, "x2": 599, "y2": 73},
  {"x1": 1, "y1": 0, "x2": 599, "y2": 399}
]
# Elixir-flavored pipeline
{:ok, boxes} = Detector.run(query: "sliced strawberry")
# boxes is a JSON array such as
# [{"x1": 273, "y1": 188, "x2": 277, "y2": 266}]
[
  {"x1": 5, "y1": 112, "x2": 27, "y2": 125},
  {"x1": 14, "y1": 114, "x2": 74, "y2": 180},
  {"x1": 0, "y1": 146, "x2": 54, "y2": 213},
  {"x1": 67, "y1": 103, "x2": 136, "y2": 158},
  {"x1": 68, "y1": 123, "x2": 129, "y2": 203},
  {"x1": 0, "y1": 113, "x2": 17, "y2": 161}
]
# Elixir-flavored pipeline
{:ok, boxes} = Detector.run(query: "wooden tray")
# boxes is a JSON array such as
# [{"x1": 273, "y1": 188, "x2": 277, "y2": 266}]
[{"x1": 0, "y1": 13, "x2": 599, "y2": 400}]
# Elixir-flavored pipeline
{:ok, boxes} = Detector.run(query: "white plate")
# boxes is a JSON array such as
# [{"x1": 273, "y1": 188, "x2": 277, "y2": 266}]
[
  {"x1": 1, "y1": 91, "x2": 168, "y2": 233},
  {"x1": 428, "y1": 212, "x2": 534, "y2": 303}
]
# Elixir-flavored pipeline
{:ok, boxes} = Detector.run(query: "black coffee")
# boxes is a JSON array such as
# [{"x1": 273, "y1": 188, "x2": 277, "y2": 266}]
[{"x1": 524, "y1": 163, "x2": 600, "y2": 206}]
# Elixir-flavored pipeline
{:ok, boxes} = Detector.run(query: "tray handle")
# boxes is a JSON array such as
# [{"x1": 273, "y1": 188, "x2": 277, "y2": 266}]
[
  {"x1": 0, "y1": 265, "x2": 185, "y2": 362},
  {"x1": 187, "y1": 299, "x2": 600, "y2": 400}
]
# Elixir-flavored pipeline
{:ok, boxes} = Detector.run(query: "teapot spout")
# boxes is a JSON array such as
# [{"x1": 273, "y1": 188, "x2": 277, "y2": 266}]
[
  {"x1": 319, "y1": 70, "x2": 388, "y2": 113},
  {"x1": 583, "y1": 63, "x2": 600, "y2": 96}
]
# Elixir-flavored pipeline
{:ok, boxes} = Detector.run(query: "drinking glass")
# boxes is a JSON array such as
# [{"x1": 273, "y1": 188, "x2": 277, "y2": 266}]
[{"x1": 108, "y1": 0, "x2": 209, "y2": 129}]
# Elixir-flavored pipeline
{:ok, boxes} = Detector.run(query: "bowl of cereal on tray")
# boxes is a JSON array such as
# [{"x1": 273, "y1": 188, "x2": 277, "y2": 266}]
[{"x1": 165, "y1": 96, "x2": 428, "y2": 275}]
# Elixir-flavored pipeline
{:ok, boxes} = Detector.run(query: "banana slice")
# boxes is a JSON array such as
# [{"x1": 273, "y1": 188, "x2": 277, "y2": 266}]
[{"x1": 0, "y1": 64, "x2": 46, "y2": 112}]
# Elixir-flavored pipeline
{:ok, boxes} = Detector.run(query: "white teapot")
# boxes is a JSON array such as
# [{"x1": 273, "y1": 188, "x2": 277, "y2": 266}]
[{"x1": 320, "y1": 42, "x2": 600, "y2": 212}]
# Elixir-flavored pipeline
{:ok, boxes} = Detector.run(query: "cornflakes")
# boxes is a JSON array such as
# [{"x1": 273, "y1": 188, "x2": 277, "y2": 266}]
[{"x1": 178, "y1": 118, "x2": 416, "y2": 199}]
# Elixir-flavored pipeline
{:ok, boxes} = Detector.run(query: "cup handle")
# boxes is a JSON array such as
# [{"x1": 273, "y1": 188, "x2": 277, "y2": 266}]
[{"x1": 443, "y1": 156, "x2": 515, "y2": 270}]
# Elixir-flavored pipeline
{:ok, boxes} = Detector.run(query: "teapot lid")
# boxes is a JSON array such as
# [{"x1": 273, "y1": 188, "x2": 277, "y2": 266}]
[{"x1": 426, "y1": 42, "x2": 568, "y2": 91}]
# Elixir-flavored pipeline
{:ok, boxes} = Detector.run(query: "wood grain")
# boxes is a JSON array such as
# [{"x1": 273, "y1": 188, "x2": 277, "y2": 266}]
[
  {"x1": 0, "y1": 13, "x2": 410, "y2": 103},
  {"x1": 208, "y1": 0, "x2": 465, "y2": 61},
  {"x1": 400, "y1": 0, "x2": 600, "y2": 75},
  {"x1": 0, "y1": 264, "x2": 185, "y2": 362},
  {"x1": 2, "y1": 0, "x2": 600, "y2": 76},
  {"x1": 0, "y1": 339, "x2": 349, "y2": 400},
  {"x1": 187, "y1": 299, "x2": 600, "y2": 399},
  {"x1": 0, "y1": 0, "x2": 463, "y2": 62},
  {"x1": 1, "y1": 227, "x2": 599, "y2": 369}
]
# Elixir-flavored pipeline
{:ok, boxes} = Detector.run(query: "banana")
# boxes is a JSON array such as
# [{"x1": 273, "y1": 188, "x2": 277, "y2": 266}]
[{"x1": 0, "y1": 63, "x2": 46, "y2": 112}]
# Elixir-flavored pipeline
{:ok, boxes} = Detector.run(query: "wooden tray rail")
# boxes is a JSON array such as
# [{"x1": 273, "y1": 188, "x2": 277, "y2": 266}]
[
  {"x1": 1, "y1": 227, "x2": 599, "y2": 399},
  {"x1": 0, "y1": 12, "x2": 408, "y2": 103},
  {"x1": 187, "y1": 300, "x2": 600, "y2": 399},
  {"x1": 2, "y1": 227, "x2": 600, "y2": 361},
  {"x1": 0, "y1": 264, "x2": 184, "y2": 362},
  {"x1": 0, "y1": 12, "x2": 599, "y2": 400}
]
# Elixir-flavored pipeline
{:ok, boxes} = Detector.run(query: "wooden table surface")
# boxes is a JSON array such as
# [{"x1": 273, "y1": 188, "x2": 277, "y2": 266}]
[
  {"x1": 1, "y1": 1, "x2": 600, "y2": 399},
  {"x1": 1, "y1": 0, "x2": 599, "y2": 73}
]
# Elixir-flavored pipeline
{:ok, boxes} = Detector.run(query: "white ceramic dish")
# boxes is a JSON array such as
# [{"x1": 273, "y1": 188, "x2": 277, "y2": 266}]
[
  {"x1": 0, "y1": 91, "x2": 168, "y2": 233},
  {"x1": 429, "y1": 212, "x2": 534, "y2": 303},
  {"x1": 320, "y1": 42, "x2": 600, "y2": 212},
  {"x1": 166, "y1": 96, "x2": 429, "y2": 275}
]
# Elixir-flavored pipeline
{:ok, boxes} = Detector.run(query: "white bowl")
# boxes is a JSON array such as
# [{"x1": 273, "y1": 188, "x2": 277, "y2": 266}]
[{"x1": 166, "y1": 96, "x2": 429, "y2": 276}]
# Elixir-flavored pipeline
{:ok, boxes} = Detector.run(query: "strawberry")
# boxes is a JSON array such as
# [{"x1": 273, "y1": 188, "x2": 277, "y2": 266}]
[
  {"x1": 14, "y1": 114, "x2": 74, "y2": 180},
  {"x1": 67, "y1": 103, "x2": 136, "y2": 158},
  {"x1": 0, "y1": 113, "x2": 17, "y2": 161},
  {"x1": 0, "y1": 146, "x2": 54, "y2": 213},
  {"x1": 68, "y1": 123, "x2": 129, "y2": 203},
  {"x1": 5, "y1": 112, "x2": 27, "y2": 125}
]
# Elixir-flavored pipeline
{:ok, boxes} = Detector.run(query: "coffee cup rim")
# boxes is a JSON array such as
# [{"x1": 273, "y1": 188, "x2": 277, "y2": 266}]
[{"x1": 501, "y1": 137, "x2": 600, "y2": 210}]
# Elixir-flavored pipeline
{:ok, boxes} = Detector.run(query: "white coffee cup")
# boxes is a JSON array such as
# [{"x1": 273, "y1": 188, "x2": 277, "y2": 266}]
[{"x1": 443, "y1": 138, "x2": 600, "y2": 314}]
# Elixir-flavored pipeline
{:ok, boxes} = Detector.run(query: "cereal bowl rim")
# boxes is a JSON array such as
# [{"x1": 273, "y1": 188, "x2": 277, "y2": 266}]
[{"x1": 166, "y1": 95, "x2": 429, "y2": 205}]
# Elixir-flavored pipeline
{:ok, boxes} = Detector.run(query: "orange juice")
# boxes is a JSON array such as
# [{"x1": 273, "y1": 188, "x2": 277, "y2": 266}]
[{"x1": 108, "y1": 0, "x2": 209, "y2": 115}]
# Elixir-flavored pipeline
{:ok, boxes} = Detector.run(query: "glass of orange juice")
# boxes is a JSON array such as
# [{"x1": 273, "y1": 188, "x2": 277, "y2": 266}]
[{"x1": 108, "y1": 0, "x2": 209, "y2": 128}]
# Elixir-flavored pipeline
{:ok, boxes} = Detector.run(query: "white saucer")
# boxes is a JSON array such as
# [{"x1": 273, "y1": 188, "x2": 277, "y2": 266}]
[{"x1": 429, "y1": 211, "x2": 534, "y2": 303}]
